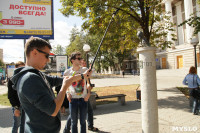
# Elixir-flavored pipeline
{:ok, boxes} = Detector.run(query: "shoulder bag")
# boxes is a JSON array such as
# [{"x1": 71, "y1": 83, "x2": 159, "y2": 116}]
[{"x1": 192, "y1": 75, "x2": 200, "y2": 99}]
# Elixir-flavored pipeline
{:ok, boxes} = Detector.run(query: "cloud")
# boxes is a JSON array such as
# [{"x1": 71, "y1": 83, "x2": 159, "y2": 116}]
[
  {"x1": 50, "y1": 21, "x2": 81, "y2": 48},
  {"x1": 0, "y1": 39, "x2": 24, "y2": 63}
]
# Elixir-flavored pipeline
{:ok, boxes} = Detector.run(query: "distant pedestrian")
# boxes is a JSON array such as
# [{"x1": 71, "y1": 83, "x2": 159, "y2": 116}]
[
  {"x1": 183, "y1": 66, "x2": 200, "y2": 115},
  {"x1": 132, "y1": 69, "x2": 134, "y2": 76},
  {"x1": 8, "y1": 61, "x2": 25, "y2": 133},
  {"x1": 122, "y1": 70, "x2": 125, "y2": 78},
  {"x1": 1, "y1": 74, "x2": 5, "y2": 85}
]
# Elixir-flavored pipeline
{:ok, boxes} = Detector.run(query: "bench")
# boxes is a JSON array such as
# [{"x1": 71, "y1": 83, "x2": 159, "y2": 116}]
[{"x1": 89, "y1": 93, "x2": 126, "y2": 109}]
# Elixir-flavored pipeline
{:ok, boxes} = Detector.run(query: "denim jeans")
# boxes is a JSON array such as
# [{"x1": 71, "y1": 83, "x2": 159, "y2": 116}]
[
  {"x1": 70, "y1": 98, "x2": 88, "y2": 133},
  {"x1": 63, "y1": 100, "x2": 93, "y2": 133},
  {"x1": 63, "y1": 115, "x2": 71, "y2": 133},
  {"x1": 12, "y1": 107, "x2": 25, "y2": 133},
  {"x1": 189, "y1": 89, "x2": 200, "y2": 113},
  {"x1": 192, "y1": 99, "x2": 200, "y2": 113},
  {"x1": 87, "y1": 100, "x2": 93, "y2": 128}
]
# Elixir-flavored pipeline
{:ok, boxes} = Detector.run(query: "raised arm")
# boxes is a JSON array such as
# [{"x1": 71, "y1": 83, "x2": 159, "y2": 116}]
[{"x1": 51, "y1": 69, "x2": 92, "y2": 116}]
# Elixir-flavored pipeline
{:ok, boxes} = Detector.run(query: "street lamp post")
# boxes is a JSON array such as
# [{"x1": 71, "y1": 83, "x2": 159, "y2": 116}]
[
  {"x1": 83, "y1": 44, "x2": 91, "y2": 68},
  {"x1": 194, "y1": 45, "x2": 197, "y2": 69},
  {"x1": 191, "y1": 38, "x2": 199, "y2": 69},
  {"x1": 101, "y1": 56, "x2": 104, "y2": 73}
]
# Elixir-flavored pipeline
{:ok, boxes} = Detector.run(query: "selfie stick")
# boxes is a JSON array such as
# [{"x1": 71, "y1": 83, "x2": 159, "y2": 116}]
[
  {"x1": 90, "y1": 9, "x2": 119, "y2": 70},
  {"x1": 88, "y1": 9, "x2": 119, "y2": 87}
]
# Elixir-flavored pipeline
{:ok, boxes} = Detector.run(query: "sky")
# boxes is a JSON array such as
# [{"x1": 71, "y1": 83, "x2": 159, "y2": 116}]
[{"x1": 0, "y1": 1, "x2": 83, "y2": 63}]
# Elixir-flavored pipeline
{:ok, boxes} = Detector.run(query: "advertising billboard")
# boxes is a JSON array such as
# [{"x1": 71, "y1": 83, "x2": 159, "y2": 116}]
[{"x1": 0, "y1": 0, "x2": 54, "y2": 39}]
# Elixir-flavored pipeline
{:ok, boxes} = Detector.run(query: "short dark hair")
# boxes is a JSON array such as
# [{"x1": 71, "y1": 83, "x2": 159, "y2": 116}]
[
  {"x1": 25, "y1": 36, "x2": 52, "y2": 57},
  {"x1": 15, "y1": 61, "x2": 25, "y2": 68},
  {"x1": 189, "y1": 66, "x2": 197, "y2": 74},
  {"x1": 70, "y1": 52, "x2": 81, "y2": 63}
]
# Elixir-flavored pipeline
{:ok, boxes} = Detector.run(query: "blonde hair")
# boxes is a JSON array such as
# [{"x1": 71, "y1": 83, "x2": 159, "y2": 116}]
[{"x1": 15, "y1": 61, "x2": 25, "y2": 68}]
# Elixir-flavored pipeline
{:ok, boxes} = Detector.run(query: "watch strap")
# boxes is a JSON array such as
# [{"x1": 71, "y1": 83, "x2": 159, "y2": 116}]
[{"x1": 81, "y1": 74, "x2": 84, "y2": 79}]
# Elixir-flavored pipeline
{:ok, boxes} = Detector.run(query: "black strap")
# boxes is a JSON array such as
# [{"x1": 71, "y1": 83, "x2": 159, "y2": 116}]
[
  {"x1": 196, "y1": 74, "x2": 199, "y2": 87},
  {"x1": 39, "y1": 72, "x2": 55, "y2": 98},
  {"x1": 193, "y1": 75, "x2": 194, "y2": 86}
]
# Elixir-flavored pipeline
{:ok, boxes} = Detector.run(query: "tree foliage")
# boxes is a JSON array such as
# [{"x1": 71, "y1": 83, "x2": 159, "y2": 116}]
[
  {"x1": 0, "y1": 59, "x2": 4, "y2": 68},
  {"x1": 52, "y1": 44, "x2": 65, "y2": 55},
  {"x1": 66, "y1": 26, "x2": 86, "y2": 57},
  {"x1": 60, "y1": 0, "x2": 174, "y2": 50},
  {"x1": 66, "y1": 26, "x2": 134, "y2": 71}
]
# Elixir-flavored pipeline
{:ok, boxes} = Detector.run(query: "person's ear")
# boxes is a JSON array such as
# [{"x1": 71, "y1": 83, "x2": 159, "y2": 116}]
[{"x1": 31, "y1": 49, "x2": 38, "y2": 57}]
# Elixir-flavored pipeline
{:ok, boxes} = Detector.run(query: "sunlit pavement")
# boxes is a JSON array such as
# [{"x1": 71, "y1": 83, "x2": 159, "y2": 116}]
[{"x1": 1, "y1": 69, "x2": 200, "y2": 133}]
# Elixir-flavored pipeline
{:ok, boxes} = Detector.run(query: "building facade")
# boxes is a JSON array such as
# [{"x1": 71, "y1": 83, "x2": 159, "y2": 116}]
[{"x1": 156, "y1": 0, "x2": 200, "y2": 69}]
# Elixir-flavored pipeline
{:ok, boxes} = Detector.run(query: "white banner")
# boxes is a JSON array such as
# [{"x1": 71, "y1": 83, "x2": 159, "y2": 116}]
[{"x1": 56, "y1": 56, "x2": 67, "y2": 72}]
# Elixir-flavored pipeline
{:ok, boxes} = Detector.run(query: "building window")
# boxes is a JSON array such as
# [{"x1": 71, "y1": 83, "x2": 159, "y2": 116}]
[
  {"x1": 126, "y1": 63, "x2": 129, "y2": 69},
  {"x1": 172, "y1": 6, "x2": 176, "y2": 16}
]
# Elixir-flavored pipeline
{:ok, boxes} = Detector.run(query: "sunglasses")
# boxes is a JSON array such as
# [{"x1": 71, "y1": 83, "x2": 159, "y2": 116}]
[
  {"x1": 36, "y1": 49, "x2": 50, "y2": 59},
  {"x1": 75, "y1": 57, "x2": 82, "y2": 60}
]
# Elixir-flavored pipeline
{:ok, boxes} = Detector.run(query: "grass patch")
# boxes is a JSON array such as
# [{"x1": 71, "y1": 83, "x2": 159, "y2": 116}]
[
  {"x1": 92, "y1": 84, "x2": 139, "y2": 105},
  {"x1": 0, "y1": 93, "x2": 11, "y2": 106},
  {"x1": 0, "y1": 84, "x2": 140, "y2": 106},
  {"x1": 177, "y1": 87, "x2": 189, "y2": 99}
]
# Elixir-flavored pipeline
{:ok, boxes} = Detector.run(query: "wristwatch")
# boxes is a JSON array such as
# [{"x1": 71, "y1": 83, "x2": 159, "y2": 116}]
[{"x1": 14, "y1": 106, "x2": 19, "y2": 110}]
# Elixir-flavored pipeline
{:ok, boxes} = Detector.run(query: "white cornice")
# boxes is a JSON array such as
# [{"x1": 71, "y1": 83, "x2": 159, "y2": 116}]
[
  {"x1": 175, "y1": 1, "x2": 182, "y2": 6},
  {"x1": 162, "y1": 0, "x2": 173, "y2": 3}
]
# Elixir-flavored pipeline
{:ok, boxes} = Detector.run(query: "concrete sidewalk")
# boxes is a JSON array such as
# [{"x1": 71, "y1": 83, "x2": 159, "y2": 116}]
[{"x1": 0, "y1": 70, "x2": 199, "y2": 133}]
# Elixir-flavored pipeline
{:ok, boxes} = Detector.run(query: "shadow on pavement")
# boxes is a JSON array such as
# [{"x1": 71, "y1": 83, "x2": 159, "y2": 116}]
[
  {"x1": 157, "y1": 87, "x2": 181, "y2": 93},
  {"x1": 0, "y1": 107, "x2": 12, "y2": 128},
  {"x1": 158, "y1": 95, "x2": 190, "y2": 112},
  {"x1": 97, "y1": 131, "x2": 111, "y2": 133},
  {"x1": 158, "y1": 87, "x2": 191, "y2": 112},
  {"x1": 94, "y1": 101, "x2": 141, "y2": 116}
]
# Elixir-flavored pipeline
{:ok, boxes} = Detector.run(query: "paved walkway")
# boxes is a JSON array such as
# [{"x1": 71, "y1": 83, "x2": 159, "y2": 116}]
[{"x1": 0, "y1": 69, "x2": 199, "y2": 133}]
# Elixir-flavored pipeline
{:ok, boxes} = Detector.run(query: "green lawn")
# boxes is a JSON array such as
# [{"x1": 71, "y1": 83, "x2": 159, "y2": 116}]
[
  {"x1": 177, "y1": 87, "x2": 189, "y2": 99},
  {"x1": 0, "y1": 84, "x2": 139, "y2": 106},
  {"x1": 92, "y1": 84, "x2": 139, "y2": 105},
  {"x1": 0, "y1": 93, "x2": 11, "y2": 106}
]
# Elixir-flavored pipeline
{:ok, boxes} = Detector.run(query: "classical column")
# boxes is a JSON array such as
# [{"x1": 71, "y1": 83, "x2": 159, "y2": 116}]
[
  {"x1": 175, "y1": 1, "x2": 184, "y2": 45},
  {"x1": 196, "y1": 1, "x2": 200, "y2": 41},
  {"x1": 164, "y1": 0, "x2": 173, "y2": 42},
  {"x1": 184, "y1": 0, "x2": 194, "y2": 43},
  {"x1": 137, "y1": 47, "x2": 158, "y2": 133}
]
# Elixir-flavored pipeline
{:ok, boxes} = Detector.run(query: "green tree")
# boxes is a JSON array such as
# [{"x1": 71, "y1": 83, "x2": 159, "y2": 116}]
[
  {"x1": 66, "y1": 25, "x2": 136, "y2": 72},
  {"x1": 60, "y1": 0, "x2": 175, "y2": 50},
  {"x1": 69, "y1": 25, "x2": 80, "y2": 42},
  {"x1": 52, "y1": 44, "x2": 65, "y2": 55},
  {"x1": 66, "y1": 26, "x2": 83, "y2": 56},
  {"x1": 0, "y1": 59, "x2": 4, "y2": 68}
]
